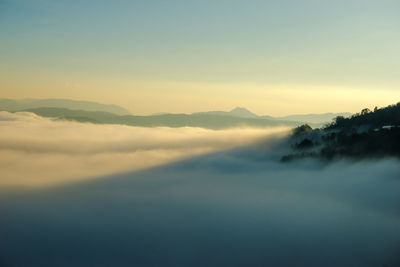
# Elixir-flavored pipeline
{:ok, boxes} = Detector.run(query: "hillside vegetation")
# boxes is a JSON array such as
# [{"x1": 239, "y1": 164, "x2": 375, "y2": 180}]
[{"x1": 282, "y1": 102, "x2": 400, "y2": 161}]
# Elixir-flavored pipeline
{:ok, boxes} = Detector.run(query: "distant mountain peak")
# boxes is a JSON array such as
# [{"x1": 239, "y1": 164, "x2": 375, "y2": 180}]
[{"x1": 229, "y1": 107, "x2": 258, "y2": 118}]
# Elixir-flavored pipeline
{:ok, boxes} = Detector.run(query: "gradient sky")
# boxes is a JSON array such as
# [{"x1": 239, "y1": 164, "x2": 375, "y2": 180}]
[{"x1": 1, "y1": 0, "x2": 399, "y2": 116}]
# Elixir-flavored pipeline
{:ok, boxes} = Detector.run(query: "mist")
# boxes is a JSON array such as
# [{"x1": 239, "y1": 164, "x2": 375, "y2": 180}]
[
  {"x1": 0, "y1": 111, "x2": 287, "y2": 187},
  {"x1": 1, "y1": 124, "x2": 400, "y2": 266}
]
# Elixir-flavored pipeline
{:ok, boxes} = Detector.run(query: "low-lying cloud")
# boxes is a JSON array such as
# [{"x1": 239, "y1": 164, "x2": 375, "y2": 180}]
[
  {"x1": 1, "y1": 140, "x2": 400, "y2": 266},
  {"x1": 2, "y1": 111, "x2": 399, "y2": 266},
  {"x1": 0, "y1": 111, "x2": 288, "y2": 187}
]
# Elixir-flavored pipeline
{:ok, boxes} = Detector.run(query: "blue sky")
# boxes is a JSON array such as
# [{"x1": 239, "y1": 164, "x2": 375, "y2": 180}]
[{"x1": 1, "y1": 0, "x2": 399, "y2": 115}]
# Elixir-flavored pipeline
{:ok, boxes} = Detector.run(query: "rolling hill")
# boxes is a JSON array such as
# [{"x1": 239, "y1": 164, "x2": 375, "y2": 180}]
[
  {"x1": 17, "y1": 107, "x2": 303, "y2": 129},
  {"x1": 282, "y1": 102, "x2": 400, "y2": 161}
]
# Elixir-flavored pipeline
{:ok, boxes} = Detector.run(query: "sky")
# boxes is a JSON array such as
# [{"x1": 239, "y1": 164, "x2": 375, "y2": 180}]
[{"x1": 1, "y1": 0, "x2": 399, "y2": 116}]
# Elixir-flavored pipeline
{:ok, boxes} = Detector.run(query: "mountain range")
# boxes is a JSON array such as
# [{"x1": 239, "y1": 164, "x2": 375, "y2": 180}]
[
  {"x1": 0, "y1": 98, "x2": 352, "y2": 128},
  {"x1": 195, "y1": 107, "x2": 351, "y2": 124},
  {"x1": 0, "y1": 98, "x2": 131, "y2": 115}
]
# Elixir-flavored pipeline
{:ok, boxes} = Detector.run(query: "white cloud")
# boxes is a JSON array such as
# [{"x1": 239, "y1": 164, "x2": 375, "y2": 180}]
[{"x1": 0, "y1": 111, "x2": 288, "y2": 187}]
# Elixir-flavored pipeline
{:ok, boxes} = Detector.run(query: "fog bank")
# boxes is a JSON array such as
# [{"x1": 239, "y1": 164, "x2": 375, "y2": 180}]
[
  {"x1": 1, "y1": 144, "x2": 400, "y2": 266},
  {"x1": 0, "y1": 111, "x2": 288, "y2": 187},
  {"x1": 1, "y1": 111, "x2": 399, "y2": 266}
]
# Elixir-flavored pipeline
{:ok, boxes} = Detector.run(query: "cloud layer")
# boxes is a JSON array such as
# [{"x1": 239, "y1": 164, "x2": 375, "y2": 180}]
[
  {"x1": 0, "y1": 111, "x2": 288, "y2": 187},
  {"x1": 1, "y1": 143, "x2": 400, "y2": 266},
  {"x1": 2, "y1": 111, "x2": 399, "y2": 266}
]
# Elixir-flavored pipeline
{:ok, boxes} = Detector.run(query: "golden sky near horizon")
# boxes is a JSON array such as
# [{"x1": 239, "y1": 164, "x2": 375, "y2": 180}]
[
  {"x1": 1, "y1": 75, "x2": 398, "y2": 116},
  {"x1": 1, "y1": 1, "x2": 399, "y2": 116}
]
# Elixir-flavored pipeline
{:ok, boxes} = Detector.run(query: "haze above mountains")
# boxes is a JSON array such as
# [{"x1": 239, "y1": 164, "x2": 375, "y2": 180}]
[
  {"x1": 0, "y1": 98, "x2": 131, "y2": 115},
  {"x1": 0, "y1": 98, "x2": 351, "y2": 128}
]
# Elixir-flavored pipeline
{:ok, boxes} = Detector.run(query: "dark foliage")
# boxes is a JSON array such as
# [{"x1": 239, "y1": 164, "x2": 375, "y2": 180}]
[
  {"x1": 295, "y1": 138, "x2": 314, "y2": 150},
  {"x1": 324, "y1": 102, "x2": 400, "y2": 130},
  {"x1": 292, "y1": 124, "x2": 313, "y2": 135},
  {"x1": 282, "y1": 102, "x2": 400, "y2": 161}
]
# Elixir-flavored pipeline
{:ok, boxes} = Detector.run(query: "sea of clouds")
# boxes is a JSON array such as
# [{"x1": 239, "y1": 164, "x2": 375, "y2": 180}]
[
  {"x1": 0, "y1": 111, "x2": 288, "y2": 187},
  {"x1": 1, "y1": 111, "x2": 399, "y2": 266}
]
